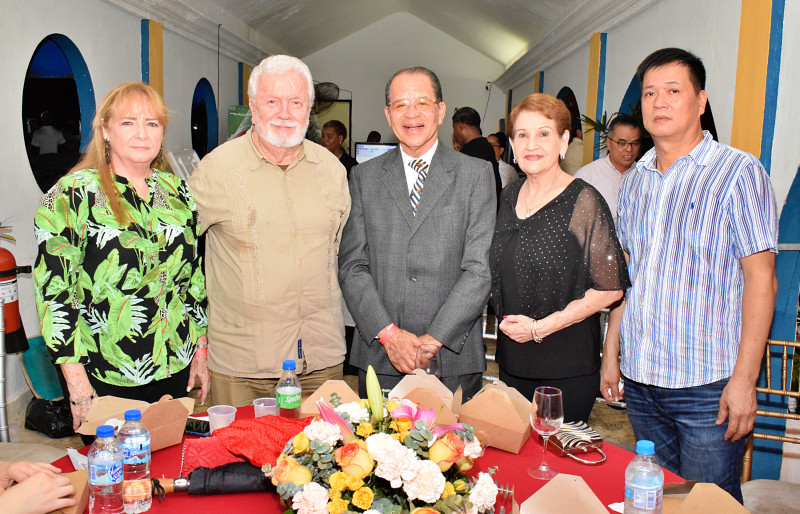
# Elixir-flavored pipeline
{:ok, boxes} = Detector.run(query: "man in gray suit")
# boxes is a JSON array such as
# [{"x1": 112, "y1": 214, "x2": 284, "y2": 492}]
[{"x1": 338, "y1": 67, "x2": 495, "y2": 398}]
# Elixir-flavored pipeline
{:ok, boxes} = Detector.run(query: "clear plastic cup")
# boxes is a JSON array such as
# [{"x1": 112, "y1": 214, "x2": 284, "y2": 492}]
[
  {"x1": 253, "y1": 397, "x2": 278, "y2": 417},
  {"x1": 207, "y1": 405, "x2": 237, "y2": 434}
]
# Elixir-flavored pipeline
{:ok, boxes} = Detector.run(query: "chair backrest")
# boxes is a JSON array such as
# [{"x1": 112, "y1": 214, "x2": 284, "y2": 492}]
[{"x1": 742, "y1": 339, "x2": 800, "y2": 482}]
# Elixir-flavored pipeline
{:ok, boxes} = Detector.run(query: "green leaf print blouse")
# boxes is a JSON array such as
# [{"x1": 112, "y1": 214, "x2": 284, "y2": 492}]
[{"x1": 34, "y1": 168, "x2": 208, "y2": 387}]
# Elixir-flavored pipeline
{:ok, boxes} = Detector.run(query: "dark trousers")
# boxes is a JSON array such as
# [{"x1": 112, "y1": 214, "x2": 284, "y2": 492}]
[
  {"x1": 499, "y1": 367, "x2": 600, "y2": 423},
  {"x1": 357, "y1": 369, "x2": 483, "y2": 401}
]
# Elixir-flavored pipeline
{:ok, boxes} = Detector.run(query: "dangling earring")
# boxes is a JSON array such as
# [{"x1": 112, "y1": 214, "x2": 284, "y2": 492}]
[
  {"x1": 513, "y1": 157, "x2": 517, "y2": 164},
  {"x1": 155, "y1": 146, "x2": 164, "y2": 165},
  {"x1": 104, "y1": 140, "x2": 111, "y2": 164}
]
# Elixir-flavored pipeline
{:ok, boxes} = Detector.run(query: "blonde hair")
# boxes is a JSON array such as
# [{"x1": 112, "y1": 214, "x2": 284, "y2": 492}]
[{"x1": 70, "y1": 82, "x2": 169, "y2": 225}]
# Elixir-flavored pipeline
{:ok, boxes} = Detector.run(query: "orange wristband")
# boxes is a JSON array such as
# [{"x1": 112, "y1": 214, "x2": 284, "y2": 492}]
[{"x1": 379, "y1": 323, "x2": 399, "y2": 345}]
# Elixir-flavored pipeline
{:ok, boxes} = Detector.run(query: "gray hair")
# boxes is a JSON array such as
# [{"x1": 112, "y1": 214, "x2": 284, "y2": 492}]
[{"x1": 248, "y1": 55, "x2": 315, "y2": 104}]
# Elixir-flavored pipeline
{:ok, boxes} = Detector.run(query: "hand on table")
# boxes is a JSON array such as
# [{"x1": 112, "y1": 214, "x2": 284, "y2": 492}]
[{"x1": 0, "y1": 471, "x2": 76, "y2": 514}]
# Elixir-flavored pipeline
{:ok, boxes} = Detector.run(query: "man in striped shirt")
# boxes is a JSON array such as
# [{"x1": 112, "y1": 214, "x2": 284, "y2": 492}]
[{"x1": 600, "y1": 48, "x2": 778, "y2": 502}]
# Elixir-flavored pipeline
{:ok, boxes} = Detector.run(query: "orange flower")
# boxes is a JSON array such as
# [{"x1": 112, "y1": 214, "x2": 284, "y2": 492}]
[
  {"x1": 428, "y1": 432, "x2": 465, "y2": 472},
  {"x1": 410, "y1": 509, "x2": 439, "y2": 514},
  {"x1": 333, "y1": 440, "x2": 374, "y2": 480},
  {"x1": 271, "y1": 456, "x2": 312, "y2": 487}
]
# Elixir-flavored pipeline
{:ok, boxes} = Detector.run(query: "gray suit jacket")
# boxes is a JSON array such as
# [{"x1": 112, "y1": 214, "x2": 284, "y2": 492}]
[{"x1": 338, "y1": 143, "x2": 495, "y2": 377}]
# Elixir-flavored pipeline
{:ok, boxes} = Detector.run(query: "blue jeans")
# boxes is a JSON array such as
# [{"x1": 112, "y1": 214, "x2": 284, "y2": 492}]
[{"x1": 624, "y1": 377, "x2": 746, "y2": 503}]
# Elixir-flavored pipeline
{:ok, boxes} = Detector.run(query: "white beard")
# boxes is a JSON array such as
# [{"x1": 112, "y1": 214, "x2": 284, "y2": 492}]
[{"x1": 253, "y1": 111, "x2": 309, "y2": 149}]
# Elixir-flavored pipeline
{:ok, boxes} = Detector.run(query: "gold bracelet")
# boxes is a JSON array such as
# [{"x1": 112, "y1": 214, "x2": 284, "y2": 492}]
[{"x1": 70, "y1": 391, "x2": 96, "y2": 406}]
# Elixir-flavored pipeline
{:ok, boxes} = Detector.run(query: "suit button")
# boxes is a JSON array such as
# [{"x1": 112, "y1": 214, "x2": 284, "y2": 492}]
[{"x1": 410, "y1": 276, "x2": 417, "y2": 282}]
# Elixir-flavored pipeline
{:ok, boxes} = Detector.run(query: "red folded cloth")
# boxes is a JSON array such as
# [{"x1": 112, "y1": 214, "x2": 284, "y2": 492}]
[{"x1": 183, "y1": 416, "x2": 313, "y2": 474}]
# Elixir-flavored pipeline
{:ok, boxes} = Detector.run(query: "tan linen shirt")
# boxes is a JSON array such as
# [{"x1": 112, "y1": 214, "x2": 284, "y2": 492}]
[{"x1": 189, "y1": 129, "x2": 351, "y2": 378}]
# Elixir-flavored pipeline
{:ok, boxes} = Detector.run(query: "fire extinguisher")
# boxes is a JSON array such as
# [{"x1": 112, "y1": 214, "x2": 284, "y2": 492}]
[{"x1": 0, "y1": 246, "x2": 31, "y2": 354}]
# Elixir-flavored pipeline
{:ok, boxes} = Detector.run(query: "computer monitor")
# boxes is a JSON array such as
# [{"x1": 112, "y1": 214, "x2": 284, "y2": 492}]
[{"x1": 354, "y1": 142, "x2": 397, "y2": 163}]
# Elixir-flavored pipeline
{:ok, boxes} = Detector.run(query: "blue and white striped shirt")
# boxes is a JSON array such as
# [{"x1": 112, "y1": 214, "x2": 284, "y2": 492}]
[{"x1": 617, "y1": 132, "x2": 778, "y2": 388}]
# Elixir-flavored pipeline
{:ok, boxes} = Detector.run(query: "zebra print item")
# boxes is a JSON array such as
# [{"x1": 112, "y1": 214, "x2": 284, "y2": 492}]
[{"x1": 548, "y1": 421, "x2": 606, "y2": 465}]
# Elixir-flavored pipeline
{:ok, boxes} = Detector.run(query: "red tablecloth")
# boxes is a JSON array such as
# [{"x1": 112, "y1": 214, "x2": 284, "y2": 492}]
[{"x1": 54, "y1": 407, "x2": 683, "y2": 512}]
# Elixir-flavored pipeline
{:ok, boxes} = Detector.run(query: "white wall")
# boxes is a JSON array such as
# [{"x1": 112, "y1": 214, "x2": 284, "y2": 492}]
[
  {"x1": 304, "y1": 12, "x2": 506, "y2": 150},
  {"x1": 0, "y1": 0, "x2": 242, "y2": 402}
]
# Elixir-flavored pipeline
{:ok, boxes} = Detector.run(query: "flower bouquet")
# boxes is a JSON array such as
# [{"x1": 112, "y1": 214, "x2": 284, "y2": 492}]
[{"x1": 265, "y1": 366, "x2": 499, "y2": 514}]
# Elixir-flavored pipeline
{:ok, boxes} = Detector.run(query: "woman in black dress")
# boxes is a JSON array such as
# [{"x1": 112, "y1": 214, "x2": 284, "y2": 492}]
[{"x1": 490, "y1": 94, "x2": 630, "y2": 422}]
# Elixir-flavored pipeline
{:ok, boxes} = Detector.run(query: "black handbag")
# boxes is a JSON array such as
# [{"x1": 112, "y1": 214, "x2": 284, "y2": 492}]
[{"x1": 548, "y1": 421, "x2": 606, "y2": 465}]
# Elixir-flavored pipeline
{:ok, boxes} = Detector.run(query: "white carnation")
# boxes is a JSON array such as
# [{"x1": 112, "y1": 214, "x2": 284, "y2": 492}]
[
  {"x1": 291, "y1": 482, "x2": 328, "y2": 514},
  {"x1": 468, "y1": 472, "x2": 498, "y2": 513},
  {"x1": 334, "y1": 402, "x2": 370, "y2": 424},
  {"x1": 463, "y1": 437, "x2": 484, "y2": 459},
  {"x1": 402, "y1": 459, "x2": 446, "y2": 504},
  {"x1": 303, "y1": 419, "x2": 342, "y2": 446},
  {"x1": 366, "y1": 433, "x2": 419, "y2": 488}
]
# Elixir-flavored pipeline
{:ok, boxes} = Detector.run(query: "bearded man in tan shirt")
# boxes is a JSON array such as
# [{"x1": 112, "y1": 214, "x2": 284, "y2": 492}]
[{"x1": 188, "y1": 55, "x2": 351, "y2": 407}]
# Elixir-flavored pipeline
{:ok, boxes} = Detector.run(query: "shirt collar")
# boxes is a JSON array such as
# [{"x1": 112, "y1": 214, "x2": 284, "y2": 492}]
[
  {"x1": 635, "y1": 130, "x2": 714, "y2": 175},
  {"x1": 400, "y1": 140, "x2": 439, "y2": 170}
]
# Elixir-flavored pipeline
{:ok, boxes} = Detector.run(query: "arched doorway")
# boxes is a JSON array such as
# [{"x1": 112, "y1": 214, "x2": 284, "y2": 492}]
[
  {"x1": 191, "y1": 78, "x2": 217, "y2": 159},
  {"x1": 556, "y1": 86, "x2": 582, "y2": 140},
  {"x1": 23, "y1": 34, "x2": 95, "y2": 192}
]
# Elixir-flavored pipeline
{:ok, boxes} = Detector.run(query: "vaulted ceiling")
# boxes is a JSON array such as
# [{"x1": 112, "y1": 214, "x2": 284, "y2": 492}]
[{"x1": 103, "y1": 0, "x2": 658, "y2": 89}]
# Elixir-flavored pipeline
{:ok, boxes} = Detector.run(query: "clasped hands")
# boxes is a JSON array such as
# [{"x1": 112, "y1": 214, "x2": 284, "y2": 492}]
[
  {"x1": 0, "y1": 461, "x2": 76, "y2": 514},
  {"x1": 380, "y1": 326, "x2": 442, "y2": 374},
  {"x1": 499, "y1": 314, "x2": 545, "y2": 343}
]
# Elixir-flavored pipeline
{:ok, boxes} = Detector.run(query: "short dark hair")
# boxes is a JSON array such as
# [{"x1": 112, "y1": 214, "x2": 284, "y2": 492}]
[
  {"x1": 490, "y1": 131, "x2": 508, "y2": 148},
  {"x1": 608, "y1": 113, "x2": 641, "y2": 136},
  {"x1": 367, "y1": 130, "x2": 381, "y2": 142},
  {"x1": 385, "y1": 67, "x2": 443, "y2": 106},
  {"x1": 322, "y1": 119, "x2": 347, "y2": 140},
  {"x1": 636, "y1": 47, "x2": 706, "y2": 93},
  {"x1": 452, "y1": 106, "x2": 481, "y2": 129}
]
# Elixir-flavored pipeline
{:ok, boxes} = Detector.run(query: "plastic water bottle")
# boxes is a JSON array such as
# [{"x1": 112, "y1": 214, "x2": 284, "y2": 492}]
[
  {"x1": 624, "y1": 440, "x2": 664, "y2": 514},
  {"x1": 276, "y1": 359, "x2": 302, "y2": 418},
  {"x1": 118, "y1": 409, "x2": 151, "y2": 513},
  {"x1": 88, "y1": 425, "x2": 124, "y2": 514}
]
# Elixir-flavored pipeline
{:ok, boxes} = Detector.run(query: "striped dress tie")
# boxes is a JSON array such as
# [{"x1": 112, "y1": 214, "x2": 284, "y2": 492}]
[{"x1": 409, "y1": 158, "x2": 429, "y2": 215}]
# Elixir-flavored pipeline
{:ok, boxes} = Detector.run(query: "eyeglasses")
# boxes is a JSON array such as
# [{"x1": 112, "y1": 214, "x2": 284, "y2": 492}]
[
  {"x1": 388, "y1": 97, "x2": 439, "y2": 113},
  {"x1": 608, "y1": 137, "x2": 642, "y2": 150}
]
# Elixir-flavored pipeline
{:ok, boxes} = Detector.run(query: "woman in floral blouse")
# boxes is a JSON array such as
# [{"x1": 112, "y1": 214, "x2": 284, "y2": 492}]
[{"x1": 34, "y1": 82, "x2": 208, "y2": 429}]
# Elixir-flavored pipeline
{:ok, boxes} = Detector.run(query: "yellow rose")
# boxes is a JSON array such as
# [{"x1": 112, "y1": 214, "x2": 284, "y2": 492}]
[
  {"x1": 293, "y1": 432, "x2": 310, "y2": 454},
  {"x1": 328, "y1": 488, "x2": 342, "y2": 501},
  {"x1": 327, "y1": 498, "x2": 349, "y2": 514},
  {"x1": 453, "y1": 479, "x2": 467, "y2": 492},
  {"x1": 346, "y1": 475, "x2": 364, "y2": 492},
  {"x1": 454, "y1": 455, "x2": 474, "y2": 472},
  {"x1": 386, "y1": 399, "x2": 402, "y2": 413},
  {"x1": 358, "y1": 399, "x2": 370, "y2": 410},
  {"x1": 333, "y1": 440, "x2": 374, "y2": 480},
  {"x1": 271, "y1": 456, "x2": 312, "y2": 487},
  {"x1": 351, "y1": 486, "x2": 375, "y2": 510},
  {"x1": 410, "y1": 509, "x2": 439, "y2": 514},
  {"x1": 428, "y1": 432, "x2": 465, "y2": 472},
  {"x1": 441, "y1": 482, "x2": 456, "y2": 498},
  {"x1": 389, "y1": 419, "x2": 412, "y2": 433},
  {"x1": 328, "y1": 471, "x2": 348, "y2": 492},
  {"x1": 356, "y1": 422, "x2": 374, "y2": 438}
]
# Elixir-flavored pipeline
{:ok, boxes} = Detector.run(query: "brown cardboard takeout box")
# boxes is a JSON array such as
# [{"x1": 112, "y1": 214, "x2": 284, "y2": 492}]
[
  {"x1": 299, "y1": 379, "x2": 361, "y2": 418},
  {"x1": 459, "y1": 380, "x2": 531, "y2": 453},
  {"x1": 48, "y1": 470, "x2": 89, "y2": 514},
  {"x1": 389, "y1": 370, "x2": 461, "y2": 426},
  {"x1": 513, "y1": 473, "x2": 607, "y2": 513},
  {"x1": 663, "y1": 482, "x2": 750, "y2": 513},
  {"x1": 78, "y1": 395, "x2": 194, "y2": 451}
]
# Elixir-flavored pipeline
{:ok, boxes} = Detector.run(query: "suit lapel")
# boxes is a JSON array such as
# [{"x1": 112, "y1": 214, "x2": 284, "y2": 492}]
[
  {"x1": 409, "y1": 145, "x2": 454, "y2": 235},
  {"x1": 380, "y1": 150, "x2": 416, "y2": 227}
]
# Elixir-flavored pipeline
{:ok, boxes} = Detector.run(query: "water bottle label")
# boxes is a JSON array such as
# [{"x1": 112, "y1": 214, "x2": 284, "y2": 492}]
[
  {"x1": 625, "y1": 484, "x2": 662, "y2": 510},
  {"x1": 277, "y1": 391, "x2": 301, "y2": 409},
  {"x1": 90, "y1": 461, "x2": 123, "y2": 485},
  {"x1": 123, "y1": 444, "x2": 151, "y2": 464}
]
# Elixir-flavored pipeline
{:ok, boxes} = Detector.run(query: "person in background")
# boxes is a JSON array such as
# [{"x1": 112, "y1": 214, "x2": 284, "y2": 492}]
[
  {"x1": 31, "y1": 111, "x2": 65, "y2": 155},
  {"x1": 339, "y1": 67, "x2": 495, "y2": 399},
  {"x1": 189, "y1": 55, "x2": 350, "y2": 407},
  {"x1": 487, "y1": 131, "x2": 519, "y2": 188},
  {"x1": 321, "y1": 119, "x2": 358, "y2": 178},
  {"x1": 574, "y1": 114, "x2": 642, "y2": 223},
  {"x1": 601, "y1": 48, "x2": 778, "y2": 502},
  {"x1": 491, "y1": 93, "x2": 629, "y2": 423},
  {"x1": 0, "y1": 460, "x2": 76, "y2": 514},
  {"x1": 34, "y1": 82, "x2": 208, "y2": 430},
  {"x1": 452, "y1": 106, "x2": 501, "y2": 209},
  {"x1": 561, "y1": 124, "x2": 583, "y2": 175},
  {"x1": 366, "y1": 130, "x2": 382, "y2": 143}
]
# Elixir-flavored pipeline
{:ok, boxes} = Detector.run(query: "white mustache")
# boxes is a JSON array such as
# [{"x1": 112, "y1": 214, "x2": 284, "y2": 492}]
[{"x1": 269, "y1": 120, "x2": 299, "y2": 128}]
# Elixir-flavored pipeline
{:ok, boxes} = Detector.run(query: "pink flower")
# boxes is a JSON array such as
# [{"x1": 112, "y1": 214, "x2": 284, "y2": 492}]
[
  {"x1": 402, "y1": 460, "x2": 446, "y2": 504},
  {"x1": 291, "y1": 482, "x2": 329, "y2": 514}
]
